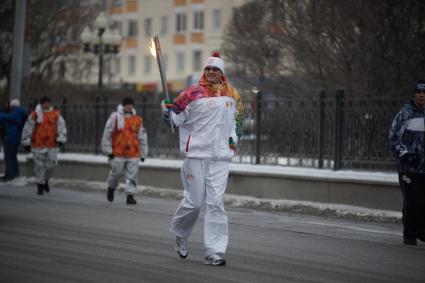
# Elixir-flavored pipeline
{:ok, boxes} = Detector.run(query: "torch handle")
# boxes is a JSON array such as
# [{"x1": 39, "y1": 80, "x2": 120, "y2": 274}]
[{"x1": 154, "y1": 36, "x2": 174, "y2": 133}]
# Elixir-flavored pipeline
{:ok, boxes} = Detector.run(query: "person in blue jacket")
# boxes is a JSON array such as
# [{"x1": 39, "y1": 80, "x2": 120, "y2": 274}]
[
  {"x1": 0, "y1": 99, "x2": 28, "y2": 181},
  {"x1": 389, "y1": 80, "x2": 425, "y2": 245}
]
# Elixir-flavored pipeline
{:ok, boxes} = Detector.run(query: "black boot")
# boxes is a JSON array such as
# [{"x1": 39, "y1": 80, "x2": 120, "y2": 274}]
[
  {"x1": 403, "y1": 237, "x2": 417, "y2": 245},
  {"x1": 37, "y1": 184, "x2": 44, "y2": 195},
  {"x1": 126, "y1": 194, "x2": 137, "y2": 205},
  {"x1": 44, "y1": 180, "x2": 50, "y2": 193},
  {"x1": 418, "y1": 232, "x2": 425, "y2": 243},
  {"x1": 107, "y1": 188, "x2": 115, "y2": 202}
]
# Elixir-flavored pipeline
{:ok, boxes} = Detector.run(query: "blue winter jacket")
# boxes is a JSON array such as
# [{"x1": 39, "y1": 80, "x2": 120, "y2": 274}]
[
  {"x1": 0, "y1": 106, "x2": 28, "y2": 145},
  {"x1": 388, "y1": 99, "x2": 425, "y2": 173}
]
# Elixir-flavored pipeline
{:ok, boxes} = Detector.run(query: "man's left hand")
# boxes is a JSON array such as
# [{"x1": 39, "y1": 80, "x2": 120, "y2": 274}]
[
  {"x1": 57, "y1": 142, "x2": 65, "y2": 152},
  {"x1": 229, "y1": 137, "x2": 236, "y2": 150}
]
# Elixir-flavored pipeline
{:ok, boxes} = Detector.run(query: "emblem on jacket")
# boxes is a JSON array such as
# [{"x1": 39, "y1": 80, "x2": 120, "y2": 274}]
[
  {"x1": 186, "y1": 173, "x2": 194, "y2": 180},
  {"x1": 226, "y1": 101, "x2": 233, "y2": 109}
]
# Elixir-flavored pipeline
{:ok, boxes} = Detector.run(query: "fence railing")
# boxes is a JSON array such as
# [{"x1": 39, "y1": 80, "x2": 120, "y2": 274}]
[{"x1": 46, "y1": 91, "x2": 404, "y2": 171}]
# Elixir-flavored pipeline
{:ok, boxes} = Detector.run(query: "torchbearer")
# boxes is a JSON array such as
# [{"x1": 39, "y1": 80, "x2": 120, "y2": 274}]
[{"x1": 160, "y1": 52, "x2": 244, "y2": 266}]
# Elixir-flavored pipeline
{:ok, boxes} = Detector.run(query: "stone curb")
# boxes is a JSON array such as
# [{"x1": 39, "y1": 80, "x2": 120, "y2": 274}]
[{"x1": 47, "y1": 178, "x2": 401, "y2": 224}]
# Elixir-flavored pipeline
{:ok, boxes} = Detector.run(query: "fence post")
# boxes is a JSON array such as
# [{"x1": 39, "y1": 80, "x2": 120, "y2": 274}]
[
  {"x1": 61, "y1": 97, "x2": 67, "y2": 121},
  {"x1": 103, "y1": 95, "x2": 108, "y2": 124},
  {"x1": 141, "y1": 92, "x2": 146, "y2": 117},
  {"x1": 95, "y1": 96, "x2": 100, "y2": 154},
  {"x1": 255, "y1": 90, "x2": 262, "y2": 164},
  {"x1": 318, "y1": 90, "x2": 325, "y2": 169},
  {"x1": 101, "y1": 96, "x2": 109, "y2": 154},
  {"x1": 333, "y1": 89, "x2": 344, "y2": 170}
]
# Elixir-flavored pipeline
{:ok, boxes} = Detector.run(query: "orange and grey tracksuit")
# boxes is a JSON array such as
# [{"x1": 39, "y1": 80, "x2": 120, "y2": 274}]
[
  {"x1": 101, "y1": 105, "x2": 148, "y2": 195},
  {"x1": 21, "y1": 105, "x2": 67, "y2": 185}
]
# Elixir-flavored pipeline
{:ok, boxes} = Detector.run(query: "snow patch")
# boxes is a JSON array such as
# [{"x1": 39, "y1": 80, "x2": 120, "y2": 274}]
[
  {"x1": 32, "y1": 177, "x2": 402, "y2": 223},
  {"x1": 47, "y1": 153, "x2": 398, "y2": 185}
]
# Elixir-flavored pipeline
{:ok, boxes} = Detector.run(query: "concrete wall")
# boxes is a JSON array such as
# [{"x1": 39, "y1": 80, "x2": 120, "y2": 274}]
[
  {"x1": 227, "y1": 173, "x2": 400, "y2": 211},
  {"x1": 2, "y1": 154, "x2": 401, "y2": 211}
]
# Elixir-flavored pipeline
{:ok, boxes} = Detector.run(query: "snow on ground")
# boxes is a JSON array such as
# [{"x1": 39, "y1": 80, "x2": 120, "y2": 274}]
[
  {"x1": 3, "y1": 153, "x2": 399, "y2": 186},
  {"x1": 54, "y1": 153, "x2": 398, "y2": 185},
  {"x1": 0, "y1": 176, "x2": 401, "y2": 223},
  {"x1": 1, "y1": 153, "x2": 400, "y2": 222}
]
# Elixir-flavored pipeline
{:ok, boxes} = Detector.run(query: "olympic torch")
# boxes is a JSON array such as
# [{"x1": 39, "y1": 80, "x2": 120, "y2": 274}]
[{"x1": 150, "y1": 36, "x2": 174, "y2": 133}]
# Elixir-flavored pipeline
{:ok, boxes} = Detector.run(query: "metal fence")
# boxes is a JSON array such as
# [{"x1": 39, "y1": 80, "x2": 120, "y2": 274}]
[{"x1": 52, "y1": 91, "x2": 405, "y2": 171}]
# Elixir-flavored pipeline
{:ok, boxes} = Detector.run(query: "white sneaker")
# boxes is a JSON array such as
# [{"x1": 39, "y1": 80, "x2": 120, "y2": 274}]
[
  {"x1": 204, "y1": 254, "x2": 226, "y2": 266},
  {"x1": 175, "y1": 237, "x2": 188, "y2": 258}
]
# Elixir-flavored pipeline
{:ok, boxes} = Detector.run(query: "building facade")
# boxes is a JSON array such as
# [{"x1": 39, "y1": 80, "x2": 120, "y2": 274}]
[
  {"x1": 100, "y1": 0, "x2": 247, "y2": 92},
  {"x1": 66, "y1": 0, "x2": 247, "y2": 91}
]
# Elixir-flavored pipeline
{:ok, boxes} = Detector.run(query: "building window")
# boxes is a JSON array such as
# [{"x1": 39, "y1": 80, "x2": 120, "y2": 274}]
[
  {"x1": 113, "y1": 57, "x2": 121, "y2": 74},
  {"x1": 212, "y1": 9, "x2": 221, "y2": 30},
  {"x1": 128, "y1": 55, "x2": 136, "y2": 75},
  {"x1": 160, "y1": 16, "x2": 168, "y2": 35},
  {"x1": 144, "y1": 18, "x2": 152, "y2": 37},
  {"x1": 144, "y1": 55, "x2": 151, "y2": 74},
  {"x1": 128, "y1": 20, "x2": 138, "y2": 37},
  {"x1": 175, "y1": 12, "x2": 187, "y2": 33},
  {"x1": 193, "y1": 11, "x2": 204, "y2": 31},
  {"x1": 176, "y1": 51, "x2": 185, "y2": 72},
  {"x1": 193, "y1": 50, "x2": 202, "y2": 71},
  {"x1": 72, "y1": 59, "x2": 79, "y2": 81},
  {"x1": 84, "y1": 61, "x2": 92, "y2": 81},
  {"x1": 112, "y1": 21, "x2": 123, "y2": 35}
]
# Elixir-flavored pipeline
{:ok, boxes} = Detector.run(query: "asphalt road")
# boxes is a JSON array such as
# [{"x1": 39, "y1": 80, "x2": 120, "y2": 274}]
[{"x1": 0, "y1": 183, "x2": 424, "y2": 283}]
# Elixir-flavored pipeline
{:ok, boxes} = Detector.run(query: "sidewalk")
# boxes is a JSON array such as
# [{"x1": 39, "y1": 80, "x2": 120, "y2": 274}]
[{"x1": 2, "y1": 176, "x2": 402, "y2": 224}]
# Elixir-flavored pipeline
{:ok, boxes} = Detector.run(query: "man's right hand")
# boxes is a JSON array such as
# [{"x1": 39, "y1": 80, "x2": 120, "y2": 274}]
[
  {"x1": 161, "y1": 99, "x2": 174, "y2": 118},
  {"x1": 399, "y1": 152, "x2": 420, "y2": 166},
  {"x1": 24, "y1": 145, "x2": 31, "y2": 153},
  {"x1": 108, "y1": 154, "x2": 114, "y2": 161}
]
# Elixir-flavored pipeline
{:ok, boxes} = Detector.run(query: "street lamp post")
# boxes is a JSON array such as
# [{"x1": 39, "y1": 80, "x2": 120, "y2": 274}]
[{"x1": 80, "y1": 12, "x2": 121, "y2": 88}]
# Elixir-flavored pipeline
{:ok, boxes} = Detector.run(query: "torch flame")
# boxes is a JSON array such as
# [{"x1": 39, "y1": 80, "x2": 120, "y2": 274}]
[{"x1": 150, "y1": 38, "x2": 156, "y2": 58}]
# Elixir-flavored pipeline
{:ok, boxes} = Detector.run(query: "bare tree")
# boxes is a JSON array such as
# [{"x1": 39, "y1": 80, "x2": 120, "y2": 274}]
[
  {"x1": 223, "y1": 0, "x2": 425, "y2": 98},
  {"x1": 222, "y1": 1, "x2": 291, "y2": 96},
  {"x1": 0, "y1": 0, "x2": 98, "y2": 102},
  {"x1": 0, "y1": 0, "x2": 15, "y2": 94}
]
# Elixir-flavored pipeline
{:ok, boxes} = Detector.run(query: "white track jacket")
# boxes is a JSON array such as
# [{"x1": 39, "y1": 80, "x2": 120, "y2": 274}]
[{"x1": 168, "y1": 80, "x2": 243, "y2": 160}]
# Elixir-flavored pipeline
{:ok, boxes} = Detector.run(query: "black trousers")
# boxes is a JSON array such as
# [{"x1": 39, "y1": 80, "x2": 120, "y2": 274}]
[
  {"x1": 398, "y1": 172, "x2": 425, "y2": 239},
  {"x1": 3, "y1": 143, "x2": 19, "y2": 178}
]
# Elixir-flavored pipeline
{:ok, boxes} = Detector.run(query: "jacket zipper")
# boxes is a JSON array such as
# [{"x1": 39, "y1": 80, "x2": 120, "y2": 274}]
[{"x1": 185, "y1": 133, "x2": 191, "y2": 152}]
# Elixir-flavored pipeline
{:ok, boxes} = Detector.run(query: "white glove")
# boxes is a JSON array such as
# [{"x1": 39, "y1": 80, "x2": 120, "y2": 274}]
[{"x1": 161, "y1": 100, "x2": 173, "y2": 119}]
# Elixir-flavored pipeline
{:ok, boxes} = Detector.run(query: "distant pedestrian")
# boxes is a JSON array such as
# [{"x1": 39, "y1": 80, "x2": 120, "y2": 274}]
[
  {"x1": 161, "y1": 52, "x2": 244, "y2": 266},
  {"x1": 389, "y1": 80, "x2": 425, "y2": 245},
  {"x1": 101, "y1": 97, "x2": 148, "y2": 205},
  {"x1": 0, "y1": 99, "x2": 28, "y2": 181},
  {"x1": 21, "y1": 97, "x2": 67, "y2": 195}
]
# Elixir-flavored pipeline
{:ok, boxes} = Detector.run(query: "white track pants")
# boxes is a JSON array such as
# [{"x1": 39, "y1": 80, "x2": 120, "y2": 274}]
[
  {"x1": 32, "y1": 148, "x2": 58, "y2": 184},
  {"x1": 170, "y1": 158, "x2": 229, "y2": 256},
  {"x1": 107, "y1": 158, "x2": 139, "y2": 195}
]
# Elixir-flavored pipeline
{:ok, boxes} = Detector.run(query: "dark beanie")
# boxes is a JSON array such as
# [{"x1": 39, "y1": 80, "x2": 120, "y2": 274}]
[
  {"x1": 415, "y1": 80, "x2": 425, "y2": 92},
  {"x1": 122, "y1": 97, "x2": 134, "y2": 106},
  {"x1": 40, "y1": 96, "x2": 51, "y2": 104}
]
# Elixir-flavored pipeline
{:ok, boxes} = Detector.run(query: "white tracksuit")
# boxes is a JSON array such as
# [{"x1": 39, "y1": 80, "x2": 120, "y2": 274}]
[
  {"x1": 168, "y1": 89, "x2": 241, "y2": 256},
  {"x1": 21, "y1": 105, "x2": 67, "y2": 184},
  {"x1": 101, "y1": 106, "x2": 148, "y2": 195}
]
